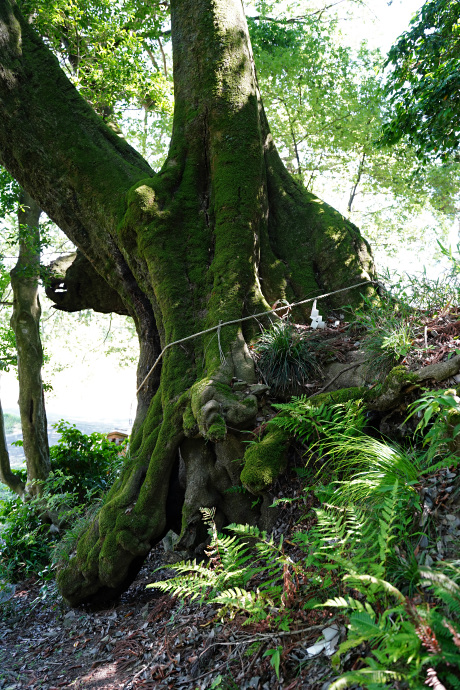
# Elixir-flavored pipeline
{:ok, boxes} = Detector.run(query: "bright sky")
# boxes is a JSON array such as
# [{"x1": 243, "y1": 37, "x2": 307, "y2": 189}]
[
  {"x1": 343, "y1": 0, "x2": 424, "y2": 52},
  {"x1": 1, "y1": 335, "x2": 137, "y2": 428}
]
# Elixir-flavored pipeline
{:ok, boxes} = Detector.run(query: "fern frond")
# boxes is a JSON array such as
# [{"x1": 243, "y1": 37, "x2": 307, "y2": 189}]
[
  {"x1": 444, "y1": 671, "x2": 460, "y2": 689},
  {"x1": 322, "y1": 595, "x2": 367, "y2": 612},
  {"x1": 347, "y1": 611, "x2": 389, "y2": 639},
  {"x1": 329, "y1": 669, "x2": 404, "y2": 690},
  {"x1": 331, "y1": 635, "x2": 369, "y2": 665},
  {"x1": 212, "y1": 587, "x2": 262, "y2": 610},
  {"x1": 420, "y1": 567, "x2": 460, "y2": 599},
  {"x1": 227, "y1": 523, "x2": 264, "y2": 539},
  {"x1": 343, "y1": 573, "x2": 405, "y2": 603}
]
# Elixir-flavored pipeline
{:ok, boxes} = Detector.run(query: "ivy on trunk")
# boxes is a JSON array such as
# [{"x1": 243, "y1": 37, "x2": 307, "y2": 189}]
[{"x1": 0, "y1": 0, "x2": 375, "y2": 605}]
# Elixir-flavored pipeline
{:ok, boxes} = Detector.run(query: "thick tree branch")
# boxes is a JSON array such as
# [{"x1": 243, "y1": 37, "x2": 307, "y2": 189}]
[
  {"x1": 0, "y1": 0, "x2": 162, "y2": 420},
  {"x1": 46, "y1": 252, "x2": 130, "y2": 315}
]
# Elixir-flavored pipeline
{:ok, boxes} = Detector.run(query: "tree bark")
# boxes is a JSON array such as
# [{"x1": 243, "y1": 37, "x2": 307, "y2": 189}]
[
  {"x1": 10, "y1": 190, "x2": 50, "y2": 495},
  {"x1": 0, "y1": 0, "x2": 376, "y2": 604}
]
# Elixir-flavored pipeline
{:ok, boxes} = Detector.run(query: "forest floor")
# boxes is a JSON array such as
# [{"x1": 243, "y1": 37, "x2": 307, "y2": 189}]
[
  {"x1": 0, "y1": 467, "x2": 340, "y2": 690},
  {"x1": 2, "y1": 308, "x2": 460, "y2": 689},
  {"x1": 2, "y1": 456, "x2": 460, "y2": 690}
]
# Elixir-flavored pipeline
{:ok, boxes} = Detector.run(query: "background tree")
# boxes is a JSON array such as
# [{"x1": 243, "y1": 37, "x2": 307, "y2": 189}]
[
  {"x1": 0, "y1": 170, "x2": 51, "y2": 498},
  {"x1": 248, "y1": 2, "x2": 460, "y2": 256},
  {"x1": 381, "y1": 0, "x2": 460, "y2": 160},
  {"x1": 9, "y1": 191, "x2": 50, "y2": 497}
]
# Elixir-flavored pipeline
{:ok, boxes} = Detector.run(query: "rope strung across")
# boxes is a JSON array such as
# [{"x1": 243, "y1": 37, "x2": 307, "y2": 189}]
[{"x1": 137, "y1": 280, "x2": 377, "y2": 393}]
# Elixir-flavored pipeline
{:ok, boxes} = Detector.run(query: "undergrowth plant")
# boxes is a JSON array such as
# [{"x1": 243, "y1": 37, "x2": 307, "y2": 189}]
[
  {"x1": 349, "y1": 291, "x2": 415, "y2": 378},
  {"x1": 148, "y1": 507, "x2": 304, "y2": 630},
  {"x1": 147, "y1": 391, "x2": 460, "y2": 688},
  {"x1": 49, "y1": 421, "x2": 124, "y2": 500},
  {"x1": 268, "y1": 397, "x2": 366, "y2": 450},
  {"x1": 324, "y1": 562, "x2": 460, "y2": 690},
  {"x1": 0, "y1": 422, "x2": 125, "y2": 584},
  {"x1": 252, "y1": 319, "x2": 326, "y2": 396},
  {"x1": 407, "y1": 388, "x2": 460, "y2": 464}
]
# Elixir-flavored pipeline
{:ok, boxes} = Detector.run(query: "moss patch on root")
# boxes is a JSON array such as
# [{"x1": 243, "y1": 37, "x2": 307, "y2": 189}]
[
  {"x1": 207, "y1": 414, "x2": 227, "y2": 442},
  {"x1": 309, "y1": 386, "x2": 368, "y2": 407},
  {"x1": 366, "y1": 366, "x2": 420, "y2": 412},
  {"x1": 240, "y1": 427, "x2": 289, "y2": 494}
]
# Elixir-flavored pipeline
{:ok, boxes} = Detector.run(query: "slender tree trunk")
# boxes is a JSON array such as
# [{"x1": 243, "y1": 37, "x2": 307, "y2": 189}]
[
  {"x1": 10, "y1": 190, "x2": 50, "y2": 496},
  {"x1": 0, "y1": 399, "x2": 25, "y2": 497},
  {"x1": 348, "y1": 151, "x2": 366, "y2": 213},
  {"x1": 0, "y1": 0, "x2": 375, "y2": 604}
]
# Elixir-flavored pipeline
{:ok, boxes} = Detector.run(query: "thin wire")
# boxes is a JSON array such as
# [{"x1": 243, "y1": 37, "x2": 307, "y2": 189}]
[
  {"x1": 217, "y1": 320, "x2": 226, "y2": 365},
  {"x1": 136, "y1": 279, "x2": 376, "y2": 393}
]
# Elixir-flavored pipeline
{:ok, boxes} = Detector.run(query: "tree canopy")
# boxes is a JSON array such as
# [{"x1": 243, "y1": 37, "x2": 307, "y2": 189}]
[{"x1": 381, "y1": 0, "x2": 460, "y2": 160}]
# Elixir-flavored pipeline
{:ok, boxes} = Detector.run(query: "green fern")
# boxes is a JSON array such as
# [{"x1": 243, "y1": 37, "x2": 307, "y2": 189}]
[
  {"x1": 315, "y1": 505, "x2": 460, "y2": 689},
  {"x1": 148, "y1": 513, "x2": 302, "y2": 626},
  {"x1": 269, "y1": 397, "x2": 365, "y2": 451},
  {"x1": 329, "y1": 669, "x2": 405, "y2": 690}
]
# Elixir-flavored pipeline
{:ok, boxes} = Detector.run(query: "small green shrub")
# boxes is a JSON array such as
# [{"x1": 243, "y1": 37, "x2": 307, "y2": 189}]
[
  {"x1": 50, "y1": 421, "x2": 124, "y2": 500},
  {"x1": 252, "y1": 319, "x2": 325, "y2": 396},
  {"x1": 0, "y1": 494, "x2": 52, "y2": 581},
  {"x1": 0, "y1": 422, "x2": 125, "y2": 583}
]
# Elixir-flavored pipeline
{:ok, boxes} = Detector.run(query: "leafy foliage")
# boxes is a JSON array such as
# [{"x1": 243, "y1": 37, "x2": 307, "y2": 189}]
[
  {"x1": 0, "y1": 493, "x2": 53, "y2": 581},
  {"x1": 149, "y1": 508, "x2": 303, "y2": 629},
  {"x1": 248, "y1": 2, "x2": 460, "y2": 254},
  {"x1": 0, "y1": 423, "x2": 124, "y2": 582},
  {"x1": 18, "y1": 0, "x2": 171, "y2": 117},
  {"x1": 405, "y1": 388, "x2": 460, "y2": 475},
  {"x1": 49, "y1": 421, "x2": 124, "y2": 501},
  {"x1": 325, "y1": 561, "x2": 460, "y2": 689},
  {"x1": 0, "y1": 168, "x2": 20, "y2": 215},
  {"x1": 268, "y1": 397, "x2": 366, "y2": 449},
  {"x1": 349, "y1": 291, "x2": 415, "y2": 377},
  {"x1": 381, "y1": 0, "x2": 460, "y2": 160}
]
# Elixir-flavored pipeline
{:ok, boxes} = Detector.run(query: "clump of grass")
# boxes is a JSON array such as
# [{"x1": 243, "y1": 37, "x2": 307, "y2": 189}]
[
  {"x1": 349, "y1": 291, "x2": 415, "y2": 378},
  {"x1": 252, "y1": 319, "x2": 325, "y2": 397}
]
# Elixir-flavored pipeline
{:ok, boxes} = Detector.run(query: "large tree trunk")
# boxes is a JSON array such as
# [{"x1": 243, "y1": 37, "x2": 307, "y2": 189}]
[
  {"x1": 0, "y1": 0, "x2": 375, "y2": 604},
  {"x1": 10, "y1": 190, "x2": 50, "y2": 496}
]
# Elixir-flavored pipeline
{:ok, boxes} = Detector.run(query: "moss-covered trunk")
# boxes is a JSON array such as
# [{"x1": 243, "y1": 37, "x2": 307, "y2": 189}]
[{"x1": 0, "y1": 0, "x2": 374, "y2": 604}]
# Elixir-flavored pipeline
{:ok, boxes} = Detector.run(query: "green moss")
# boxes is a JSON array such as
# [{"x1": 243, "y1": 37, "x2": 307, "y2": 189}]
[
  {"x1": 183, "y1": 399, "x2": 198, "y2": 437},
  {"x1": 240, "y1": 427, "x2": 289, "y2": 494},
  {"x1": 190, "y1": 377, "x2": 213, "y2": 418},
  {"x1": 206, "y1": 414, "x2": 227, "y2": 442},
  {"x1": 309, "y1": 387, "x2": 367, "y2": 407},
  {"x1": 373, "y1": 366, "x2": 419, "y2": 398}
]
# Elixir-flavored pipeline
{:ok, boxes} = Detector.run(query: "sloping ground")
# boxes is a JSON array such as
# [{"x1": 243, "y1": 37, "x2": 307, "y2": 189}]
[
  {"x1": 0, "y1": 467, "x2": 337, "y2": 690},
  {"x1": 1, "y1": 457, "x2": 460, "y2": 690},
  {"x1": 2, "y1": 309, "x2": 460, "y2": 689}
]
